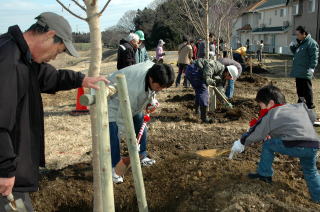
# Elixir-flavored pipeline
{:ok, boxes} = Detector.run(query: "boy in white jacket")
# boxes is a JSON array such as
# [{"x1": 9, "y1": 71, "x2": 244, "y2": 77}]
[{"x1": 107, "y1": 61, "x2": 175, "y2": 183}]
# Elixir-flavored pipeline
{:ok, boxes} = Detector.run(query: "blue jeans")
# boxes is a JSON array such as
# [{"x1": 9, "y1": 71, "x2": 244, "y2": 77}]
[
  {"x1": 109, "y1": 112, "x2": 148, "y2": 167},
  {"x1": 176, "y1": 64, "x2": 189, "y2": 87},
  {"x1": 257, "y1": 138, "x2": 320, "y2": 203},
  {"x1": 225, "y1": 80, "x2": 235, "y2": 99}
]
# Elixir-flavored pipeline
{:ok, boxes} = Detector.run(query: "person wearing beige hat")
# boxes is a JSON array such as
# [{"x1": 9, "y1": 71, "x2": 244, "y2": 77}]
[{"x1": 0, "y1": 12, "x2": 108, "y2": 211}]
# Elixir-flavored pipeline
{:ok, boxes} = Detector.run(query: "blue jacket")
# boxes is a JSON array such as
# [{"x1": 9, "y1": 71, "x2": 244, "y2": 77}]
[
  {"x1": 135, "y1": 45, "x2": 149, "y2": 63},
  {"x1": 290, "y1": 34, "x2": 319, "y2": 80}
]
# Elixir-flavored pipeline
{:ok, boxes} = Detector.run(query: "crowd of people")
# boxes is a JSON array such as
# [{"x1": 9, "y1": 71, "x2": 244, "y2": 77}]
[
  {"x1": 0, "y1": 11, "x2": 319, "y2": 211},
  {"x1": 113, "y1": 26, "x2": 320, "y2": 204}
]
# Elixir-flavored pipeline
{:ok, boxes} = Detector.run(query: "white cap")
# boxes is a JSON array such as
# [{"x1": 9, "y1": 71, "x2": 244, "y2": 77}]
[
  {"x1": 159, "y1": 39, "x2": 165, "y2": 45},
  {"x1": 227, "y1": 65, "x2": 239, "y2": 80},
  {"x1": 127, "y1": 33, "x2": 140, "y2": 42}
]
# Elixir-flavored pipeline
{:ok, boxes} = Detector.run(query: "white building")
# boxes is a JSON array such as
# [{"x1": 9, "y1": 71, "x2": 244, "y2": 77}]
[{"x1": 232, "y1": 0, "x2": 294, "y2": 55}]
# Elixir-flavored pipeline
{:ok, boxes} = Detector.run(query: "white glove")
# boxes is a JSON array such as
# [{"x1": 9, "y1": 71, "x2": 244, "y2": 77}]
[
  {"x1": 229, "y1": 139, "x2": 245, "y2": 160},
  {"x1": 308, "y1": 68, "x2": 315, "y2": 75},
  {"x1": 289, "y1": 41, "x2": 295, "y2": 47}
]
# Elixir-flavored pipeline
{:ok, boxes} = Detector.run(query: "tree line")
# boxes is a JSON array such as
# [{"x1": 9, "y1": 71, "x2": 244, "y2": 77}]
[{"x1": 74, "y1": 0, "x2": 260, "y2": 51}]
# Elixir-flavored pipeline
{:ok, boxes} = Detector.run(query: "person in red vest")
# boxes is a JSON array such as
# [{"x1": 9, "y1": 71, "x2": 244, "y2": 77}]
[{"x1": 190, "y1": 40, "x2": 198, "y2": 60}]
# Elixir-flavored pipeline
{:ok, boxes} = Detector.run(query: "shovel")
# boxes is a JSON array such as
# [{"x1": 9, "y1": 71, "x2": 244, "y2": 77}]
[
  {"x1": 4, "y1": 193, "x2": 28, "y2": 212},
  {"x1": 195, "y1": 148, "x2": 230, "y2": 159}
]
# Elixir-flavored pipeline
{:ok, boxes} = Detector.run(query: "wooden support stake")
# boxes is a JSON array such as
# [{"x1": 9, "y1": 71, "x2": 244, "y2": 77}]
[
  {"x1": 116, "y1": 74, "x2": 148, "y2": 212},
  {"x1": 208, "y1": 86, "x2": 216, "y2": 112},
  {"x1": 95, "y1": 81, "x2": 115, "y2": 212},
  {"x1": 80, "y1": 85, "x2": 117, "y2": 106},
  {"x1": 80, "y1": 94, "x2": 95, "y2": 106}
]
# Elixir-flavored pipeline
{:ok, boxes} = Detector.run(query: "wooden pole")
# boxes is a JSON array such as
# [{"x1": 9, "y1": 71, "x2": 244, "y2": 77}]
[
  {"x1": 95, "y1": 81, "x2": 115, "y2": 212},
  {"x1": 208, "y1": 86, "x2": 216, "y2": 112},
  {"x1": 116, "y1": 74, "x2": 148, "y2": 212}
]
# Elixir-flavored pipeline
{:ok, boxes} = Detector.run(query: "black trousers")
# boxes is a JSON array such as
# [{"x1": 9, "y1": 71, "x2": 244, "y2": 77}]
[
  {"x1": 296, "y1": 78, "x2": 314, "y2": 109},
  {"x1": 0, "y1": 192, "x2": 34, "y2": 212}
]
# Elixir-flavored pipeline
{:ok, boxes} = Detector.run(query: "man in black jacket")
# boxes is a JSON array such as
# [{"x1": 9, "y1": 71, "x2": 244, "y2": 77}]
[
  {"x1": 117, "y1": 33, "x2": 140, "y2": 70},
  {"x1": 0, "y1": 12, "x2": 107, "y2": 211}
]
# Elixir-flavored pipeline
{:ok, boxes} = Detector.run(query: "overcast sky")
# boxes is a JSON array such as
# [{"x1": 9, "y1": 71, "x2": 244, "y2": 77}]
[{"x1": 0, "y1": 0, "x2": 152, "y2": 33}]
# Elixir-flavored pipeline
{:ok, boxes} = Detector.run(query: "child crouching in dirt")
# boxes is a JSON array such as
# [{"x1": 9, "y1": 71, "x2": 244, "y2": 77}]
[
  {"x1": 185, "y1": 58, "x2": 240, "y2": 123},
  {"x1": 230, "y1": 85, "x2": 320, "y2": 203},
  {"x1": 107, "y1": 61, "x2": 175, "y2": 183}
]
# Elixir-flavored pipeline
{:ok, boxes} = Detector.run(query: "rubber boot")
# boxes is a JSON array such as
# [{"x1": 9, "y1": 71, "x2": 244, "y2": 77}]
[
  {"x1": 195, "y1": 104, "x2": 200, "y2": 115},
  {"x1": 200, "y1": 106, "x2": 213, "y2": 124}
]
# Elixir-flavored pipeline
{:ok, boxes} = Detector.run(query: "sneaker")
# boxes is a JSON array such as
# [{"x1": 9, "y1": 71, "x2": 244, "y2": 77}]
[
  {"x1": 248, "y1": 173, "x2": 272, "y2": 183},
  {"x1": 141, "y1": 157, "x2": 156, "y2": 167},
  {"x1": 112, "y1": 168, "x2": 123, "y2": 184}
]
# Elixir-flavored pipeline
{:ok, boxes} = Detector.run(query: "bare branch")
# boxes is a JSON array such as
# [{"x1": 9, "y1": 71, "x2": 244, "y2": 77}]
[
  {"x1": 98, "y1": 0, "x2": 112, "y2": 16},
  {"x1": 71, "y1": 0, "x2": 87, "y2": 11},
  {"x1": 56, "y1": 0, "x2": 87, "y2": 21}
]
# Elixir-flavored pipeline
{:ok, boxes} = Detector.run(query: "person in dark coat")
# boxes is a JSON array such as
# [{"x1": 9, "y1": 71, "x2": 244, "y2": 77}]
[
  {"x1": 0, "y1": 12, "x2": 107, "y2": 211},
  {"x1": 117, "y1": 33, "x2": 140, "y2": 70},
  {"x1": 290, "y1": 26, "x2": 319, "y2": 109}
]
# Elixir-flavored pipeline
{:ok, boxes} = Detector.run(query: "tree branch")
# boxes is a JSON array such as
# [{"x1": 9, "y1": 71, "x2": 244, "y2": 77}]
[
  {"x1": 98, "y1": 0, "x2": 112, "y2": 16},
  {"x1": 56, "y1": 0, "x2": 87, "y2": 21},
  {"x1": 71, "y1": 0, "x2": 87, "y2": 11}
]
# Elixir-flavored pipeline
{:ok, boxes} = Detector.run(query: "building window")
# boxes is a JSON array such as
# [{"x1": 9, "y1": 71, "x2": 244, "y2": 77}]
[
  {"x1": 292, "y1": 4, "x2": 299, "y2": 15},
  {"x1": 308, "y1": 0, "x2": 315, "y2": 13},
  {"x1": 275, "y1": 10, "x2": 277, "y2": 15},
  {"x1": 280, "y1": 8, "x2": 287, "y2": 17},
  {"x1": 269, "y1": 18, "x2": 272, "y2": 25}
]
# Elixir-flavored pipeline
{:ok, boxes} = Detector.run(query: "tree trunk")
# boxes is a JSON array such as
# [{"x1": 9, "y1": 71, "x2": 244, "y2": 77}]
[
  {"x1": 217, "y1": 19, "x2": 222, "y2": 56},
  {"x1": 205, "y1": 0, "x2": 209, "y2": 59},
  {"x1": 84, "y1": 1, "x2": 103, "y2": 211}
]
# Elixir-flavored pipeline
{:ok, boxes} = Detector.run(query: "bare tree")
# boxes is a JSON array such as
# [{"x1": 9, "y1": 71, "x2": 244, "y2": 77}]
[
  {"x1": 179, "y1": 0, "x2": 245, "y2": 56},
  {"x1": 103, "y1": 25, "x2": 127, "y2": 47},
  {"x1": 179, "y1": 0, "x2": 210, "y2": 59},
  {"x1": 208, "y1": 0, "x2": 246, "y2": 55},
  {"x1": 56, "y1": 0, "x2": 112, "y2": 211},
  {"x1": 117, "y1": 10, "x2": 137, "y2": 33},
  {"x1": 148, "y1": 0, "x2": 168, "y2": 9}
]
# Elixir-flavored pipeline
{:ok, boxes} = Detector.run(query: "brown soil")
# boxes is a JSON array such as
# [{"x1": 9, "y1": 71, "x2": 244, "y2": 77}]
[
  {"x1": 31, "y1": 71, "x2": 320, "y2": 211},
  {"x1": 245, "y1": 64, "x2": 271, "y2": 74}
]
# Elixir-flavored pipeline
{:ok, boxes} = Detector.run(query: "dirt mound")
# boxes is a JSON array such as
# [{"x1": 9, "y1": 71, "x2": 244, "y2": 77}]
[
  {"x1": 245, "y1": 64, "x2": 270, "y2": 74},
  {"x1": 238, "y1": 73, "x2": 268, "y2": 85},
  {"x1": 166, "y1": 93, "x2": 195, "y2": 102},
  {"x1": 212, "y1": 97, "x2": 259, "y2": 123}
]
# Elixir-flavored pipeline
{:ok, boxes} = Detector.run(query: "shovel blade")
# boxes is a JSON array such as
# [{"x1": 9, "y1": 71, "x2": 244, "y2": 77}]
[
  {"x1": 4, "y1": 199, "x2": 28, "y2": 212},
  {"x1": 196, "y1": 149, "x2": 230, "y2": 159}
]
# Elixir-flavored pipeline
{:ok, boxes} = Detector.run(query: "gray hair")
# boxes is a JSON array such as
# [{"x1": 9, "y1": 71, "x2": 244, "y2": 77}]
[{"x1": 127, "y1": 33, "x2": 139, "y2": 42}]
